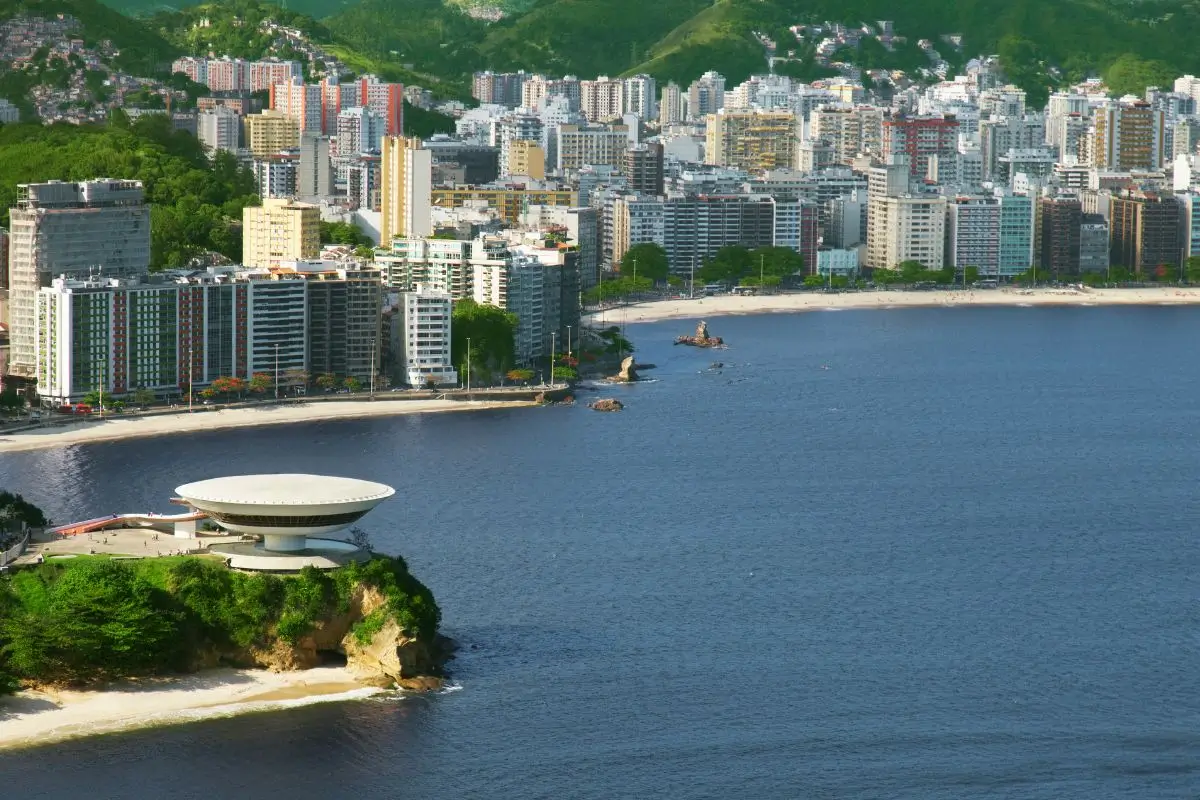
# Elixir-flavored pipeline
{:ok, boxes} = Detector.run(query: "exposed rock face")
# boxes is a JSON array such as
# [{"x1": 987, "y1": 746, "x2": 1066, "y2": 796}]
[
  {"x1": 216, "y1": 583, "x2": 447, "y2": 690},
  {"x1": 696, "y1": 320, "x2": 709, "y2": 340},
  {"x1": 590, "y1": 398, "x2": 624, "y2": 412},
  {"x1": 343, "y1": 618, "x2": 446, "y2": 690},
  {"x1": 611, "y1": 356, "x2": 639, "y2": 383}
]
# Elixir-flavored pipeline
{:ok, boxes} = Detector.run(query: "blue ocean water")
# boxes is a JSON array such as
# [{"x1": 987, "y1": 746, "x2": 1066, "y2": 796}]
[{"x1": 2, "y1": 306, "x2": 1200, "y2": 799}]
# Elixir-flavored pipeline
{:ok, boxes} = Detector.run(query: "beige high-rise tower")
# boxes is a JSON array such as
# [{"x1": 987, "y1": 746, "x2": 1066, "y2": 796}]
[
  {"x1": 242, "y1": 198, "x2": 320, "y2": 268},
  {"x1": 380, "y1": 136, "x2": 432, "y2": 244}
]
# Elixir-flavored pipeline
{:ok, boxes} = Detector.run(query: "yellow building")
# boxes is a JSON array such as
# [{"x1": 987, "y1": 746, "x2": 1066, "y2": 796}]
[
  {"x1": 430, "y1": 186, "x2": 577, "y2": 225},
  {"x1": 705, "y1": 109, "x2": 799, "y2": 172},
  {"x1": 244, "y1": 110, "x2": 301, "y2": 159},
  {"x1": 508, "y1": 140, "x2": 546, "y2": 179},
  {"x1": 242, "y1": 198, "x2": 320, "y2": 268},
  {"x1": 381, "y1": 136, "x2": 432, "y2": 243}
]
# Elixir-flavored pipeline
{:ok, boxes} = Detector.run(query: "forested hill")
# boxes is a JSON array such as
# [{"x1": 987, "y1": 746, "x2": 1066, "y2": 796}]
[{"x1": 70, "y1": 0, "x2": 1200, "y2": 101}]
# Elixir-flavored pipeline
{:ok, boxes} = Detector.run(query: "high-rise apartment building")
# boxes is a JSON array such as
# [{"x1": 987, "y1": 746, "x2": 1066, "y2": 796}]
[
  {"x1": 810, "y1": 106, "x2": 885, "y2": 165},
  {"x1": 508, "y1": 139, "x2": 546, "y2": 179},
  {"x1": 472, "y1": 70, "x2": 528, "y2": 107},
  {"x1": 7, "y1": 180, "x2": 150, "y2": 377},
  {"x1": 687, "y1": 72, "x2": 726, "y2": 120},
  {"x1": 245, "y1": 110, "x2": 301, "y2": 158},
  {"x1": 622, "y1": 74, "x2": 657, "y2": 120},
  {"x1": 253, "y1": 154, "x2": 300, "y2": 199},
  {"x1": 300, "y1": 262, "x2": 383, "y2": 383},
  {"x1": 556, "y1": 123, "x2": 629, "y2": 174},
  {"x1": 624, "y1": 143, "x2": 664, "y2": 195},
  {"x1": 979, "y1": 115, "x2": 1046, "y2": 180},
  {"x1": 946, "y1": 196, "x2": 1002, "y2": 274},
  {"x1": 1079, "y1": 214, "x2": 1110, "y2": 274},
  {"x1": 882, "y1": 114, "x2": 960, "y2": 180},
  {"x1": 659, "y1": 81, "x2": 682, "y2": 127},
  {"x1": 375, "y1": 237, "x2": 475, "y2": 297},
  {"x1": 297, "y1": 133, "x2": 333, "y2": 199},
  {"x1": 1109, "y1": 190, "x2": 1181, "y2": 276},
  {"x1": 661, "y1": 195, "x2": 776, "y2": 274},
  {"x1": 172, "y1": 57, "x2": 302, "y2": 92},
  {"x1": 242, "y1": 198, "x2": 321, "y2": 268},
  {"x1": 495, "y1": 111, "x2": 545, "y2": 177},
  {"x1": 270, "y1": 75, "x2": 403, "y2": 136},
  {"x1": 1094, "y1": 101, "x2": 1165, "y2": 171},
  {"x1": 380, "y1": 136, "x2": 433, "y2": 243},
  {"x1": 868, "y1": 194, "x2": 947, "y2": 270},
  {"x1": 197, "y1": 106, "x2": 241, "y2": 154},
  {"x1": 1036, "y1": 195, "x2": 1083, "y2": 277},
  {"x1": 336, "y1": 106, "x2": 385, "y2": 156},
  {"x1": 430, "y1": 185, "x2": 576, "y2": 226},
  {"x1": 580, "y1": 76, "x2": 624, "y2": 122},
  {"x1": 705, "y1": 110, "x2": 798, "y2": 172},
  {"x1": 269, "y1": 80, "x2": 323, "y2": 133},
  {"x1": 396, "y1": 284, "x2": 457, "y2": 386}
]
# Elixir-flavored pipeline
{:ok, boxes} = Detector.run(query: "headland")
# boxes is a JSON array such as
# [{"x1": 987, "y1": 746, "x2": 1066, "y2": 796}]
[{"x1": 588, "y1": 286, "x2": 1200, "y2": 325}]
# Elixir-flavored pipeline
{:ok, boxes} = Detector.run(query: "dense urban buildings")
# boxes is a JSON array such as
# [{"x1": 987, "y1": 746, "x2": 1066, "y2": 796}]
[{"x1": 242, "y1": 199, "x2": 321, "y2": 268}]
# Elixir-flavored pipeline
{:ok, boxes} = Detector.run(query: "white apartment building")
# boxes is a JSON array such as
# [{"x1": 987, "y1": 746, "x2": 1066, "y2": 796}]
[
  {"x1": 198, "y1": 106, "x2": 241, "y2": 154},
  {"x1": 622, "y1": 74, "x2": 657, "y2": 120},
  {"x1": 375, "y1": 237, "x2": 474, "y2": 297},
  {"x1": 7, "y1": 179, "x2": 151, "y2": 377},
  {"x1": 611, "y1": 194, "x2": 665, "y2": 264},
  {"x1": 396, "y1": 284, "x2": 457, "y2": 387}
]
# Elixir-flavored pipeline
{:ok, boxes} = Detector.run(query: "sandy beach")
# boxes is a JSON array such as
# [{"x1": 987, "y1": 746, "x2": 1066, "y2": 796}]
[
  {"x1": 0, "y1": 397, "x2": 535, "y2": 454},
  {"x1": 588, "y1": 286, "x2": 1200, "y2": 324},
  {"x1": 0, "y1": 667, "x2": 384, "y2": 750}
]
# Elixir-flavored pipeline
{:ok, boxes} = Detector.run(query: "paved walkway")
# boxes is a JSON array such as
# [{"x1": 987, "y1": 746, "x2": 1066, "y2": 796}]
[{"x1": 14, "y1": 527, "x2": 245, "y2": 565}]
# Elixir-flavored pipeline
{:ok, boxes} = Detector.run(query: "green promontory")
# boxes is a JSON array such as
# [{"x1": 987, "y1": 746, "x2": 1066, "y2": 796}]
[{"x1": 0, "y1": 553, "x2": 448, "y2": 694}]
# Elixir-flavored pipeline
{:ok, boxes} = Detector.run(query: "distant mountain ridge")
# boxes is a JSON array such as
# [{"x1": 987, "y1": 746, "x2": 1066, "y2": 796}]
[{"x1": 75, "y1": 0, "x2": 1200, "y2": 101}]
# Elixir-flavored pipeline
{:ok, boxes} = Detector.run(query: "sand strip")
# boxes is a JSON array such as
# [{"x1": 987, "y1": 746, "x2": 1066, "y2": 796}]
[
  {"x1": 586, "y1": 287, "x2": 1200, "y2": 325},
  {"x1": 0, "y1": 398, "x2": 535, "y2": 454},
  {"x1": 0, "y1": 667, "x2": 384, "y2": 750}
]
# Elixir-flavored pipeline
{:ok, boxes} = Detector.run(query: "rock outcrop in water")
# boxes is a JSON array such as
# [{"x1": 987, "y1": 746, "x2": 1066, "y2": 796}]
[
  {"x1": 609, "y1": 356, "x2": 639, "y2": 383},
  {"x1": 674, "y1": 320, "x2": 724, "y2": 347},
  {"x1": 590, "y1": 398, "x2": 624, "y2": 412}
]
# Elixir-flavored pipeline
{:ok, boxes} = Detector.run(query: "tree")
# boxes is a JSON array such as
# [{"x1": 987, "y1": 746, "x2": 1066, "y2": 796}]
[
  {"x1": 315, "y1": 373, "x2": 338, "y2": 390},
  {"x1": 0, "y1": 491, "x2": 48, "y2": 528},
  {"x1": 132, "y1": 387, "x2": 156, "y2": 408},
  {"x1": 282, "y1": 369, "x2": 309, "y2": 390},
  {"x1": 452, "y1": 299, "x2": 517, "y2": 377},
  {"x1": 698, "y1": 246, "x2": 752, "y2": 284},
  {"x1": 619, "y1": 243, "x2": 669, "y2": 281},
  {"x1": 211, "y1": 376, "x2": 247, "y2": 397},
  {"x1": 3, "y1": 560, "x2": 185, "y2": 685},
  {"x1": 320, "y1": 221, "x2": 373, "y2": 248},
  {"x1": 82, "y1": 391, "x2": 102, "y2": 408},
  {"x1": 506, "y1": 368, "x2": 534, "y2": 383},
  {"x1": 750, "y1": 246, "x2": 805, "y2": 279},
  {"x1": 553, "y1": 365, "x2": 578, "y2": 381},
  {"x1": 1187, "y1": 256, "x2": 1200, "y2": 284},
  {"x1": 898, "y1": 260, "x2": 925, "y2": 283},
  {"x1": 248, "y1": 372, "x2": 273, "y2": 394},
  {"x1": 0, "y1": 389, "x2": 23, "y2": 412},
  {"x1": 964, "y1": 266, "x2": 980, "y2": 284},
  {"x1": 344, "y1": 376, "x2": 363, "y2": 392}
]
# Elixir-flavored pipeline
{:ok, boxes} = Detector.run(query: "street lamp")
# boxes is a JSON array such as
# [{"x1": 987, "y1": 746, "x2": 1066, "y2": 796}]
[
  {"x1": 549, "y1": 331, "x2": 556, "y2": 386},
  {"x1": 465, "y1": 336, "x2": 471, "y2": 393},
  {"x1": 274, "y1": 343, "x2": 279, "y2": 400},
  {"x1": 566, "y1": 325, "x2": 573, "y2": 358}
]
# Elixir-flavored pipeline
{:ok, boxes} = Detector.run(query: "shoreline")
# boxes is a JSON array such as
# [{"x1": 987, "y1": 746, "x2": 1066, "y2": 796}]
[
  {"x1": 0, "y1": 667, "x2": 385, "y2": 750},
  {"x1": 585, "y1": 286, "x2": 1200, "y2": 324},
  {"x1": 0, "y1": 397, "x2": 536, "y2": 453}
]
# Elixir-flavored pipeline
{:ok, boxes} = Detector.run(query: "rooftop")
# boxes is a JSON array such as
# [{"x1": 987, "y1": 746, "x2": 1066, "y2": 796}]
[{"x1": 176, "y1": 474, "x2": 395, "y2": 507}]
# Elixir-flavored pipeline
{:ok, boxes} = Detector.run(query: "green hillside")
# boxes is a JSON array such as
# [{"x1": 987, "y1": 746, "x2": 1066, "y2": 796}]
[
  {"x1": 78, "y1": 0, "x2": 1200, "y2": 103},
  {"x1": 0, "y1": 0, "x2": 178, "y2": 74}
]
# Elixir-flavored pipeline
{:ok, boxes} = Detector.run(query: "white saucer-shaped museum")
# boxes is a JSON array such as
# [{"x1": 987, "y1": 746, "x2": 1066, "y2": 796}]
[{"x1": 176, "y1": 474, "x2": 395, "y2": 552}]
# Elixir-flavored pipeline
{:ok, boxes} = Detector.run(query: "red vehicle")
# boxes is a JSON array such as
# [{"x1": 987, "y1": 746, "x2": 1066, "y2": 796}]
[{"x1": 56, "y1": 403, "x2": 92, "y2": 415}]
